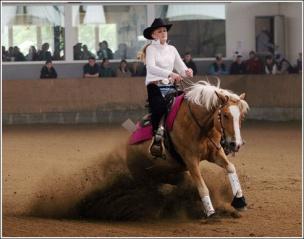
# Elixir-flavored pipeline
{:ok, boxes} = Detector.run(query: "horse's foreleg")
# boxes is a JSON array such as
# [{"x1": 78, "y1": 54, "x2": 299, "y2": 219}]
[
  {"x1": 187, "y1": 161, "x2": 215, "y2": 217},
  {"x1": 212, "y1": 151, "x2": 247, "y2": 210}
]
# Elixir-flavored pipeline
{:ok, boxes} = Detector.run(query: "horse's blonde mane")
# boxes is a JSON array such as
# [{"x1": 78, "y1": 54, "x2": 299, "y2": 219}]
[{"x1": 185, "y1": 80, "x2": 249, "y2": 114}]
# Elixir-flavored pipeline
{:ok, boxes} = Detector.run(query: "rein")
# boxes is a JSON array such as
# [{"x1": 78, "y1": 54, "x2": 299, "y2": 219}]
[
  {"x1": 187, "y1": 101, "x2": 222, "y2": 151},
  {"x1": 177, "y1": 77, "x2": 232, "y2": 154}
]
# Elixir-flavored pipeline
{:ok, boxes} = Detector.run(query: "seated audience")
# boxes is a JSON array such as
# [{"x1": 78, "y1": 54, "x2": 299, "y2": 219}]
[
  {"x1": 37, "y1": 43, "x2": 52, "y2": 61},
  {"x1": 114, "y1": 43, "x2": 127, "y2": 60},
  {"x1": 83, "y1": 56, "x2": 99, "y2": 78},
  {"x1": 26, "y1": 46, "x2": 38, "y2": 61},
  {"x1": 97, "y1": 41, "x2": 113, "y2": 60},
  {"x1": 13, "y1": 46, "x2": 26, "y2": 61},
  {"x1": 264, "y1": 55, "x2": 277, "y2": 75},
  {"x1": 52, "y1": 49, "x2": 64, "y2": 61},
  {"x1": 296, "y1": 52, "x2": 302, "y2": 74},
  {"x1": 116, "y1": 59, "x2": 131, "y2": 77},
  {"x1": 99, "y1": 58, "x2": 115, "y2": 77},
  {"x1": 230, "y1": 52, "x2": 246, "y2": 74},
  {"x1": 40, "y1": 60, "x2": 58, "y2": 79},
  {"x1": 82, "y1": 45, "x2": 95, "y2": 60},
  {"x1": 131, "y1": 61, "x2": 146, "y2": 77},
  {"x1": 73, "y1": 43, "x2": 83, "y2": 60},
  {"x1": 208, "y1": 54, "x2": 228, "y2": 75},
  {"x1": 183, "y1": 52, "x2": 197, "y2": 75},
  {"x1": 245, "y1": 51, "x2": 264, "y2": 74},
  {"x1": 2, "y1": 46, "x2": 9, "y2": 61},
  {"x1": 7, "y1": 46, "x2": 14, "y2": 61},
  {"x1": 275, "y1": 53, "x2": 294, "y2": 74}
]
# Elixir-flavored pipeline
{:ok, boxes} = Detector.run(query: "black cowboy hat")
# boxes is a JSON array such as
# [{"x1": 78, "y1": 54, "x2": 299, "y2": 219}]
[{"x1": 143, "y1": 18, "x2": 172, "y2": 40}]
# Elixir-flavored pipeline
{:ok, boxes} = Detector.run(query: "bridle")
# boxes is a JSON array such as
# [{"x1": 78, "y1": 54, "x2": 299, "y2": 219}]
[
  {"x1": 187, "y1": 101, "x2": 228, "y2": 152},
  {"x1": 176, "y1": 77, "x2": 236, "y2": 155},
  {"x1": 218, "y1": 107, "x2": 233, "y2": 155}
]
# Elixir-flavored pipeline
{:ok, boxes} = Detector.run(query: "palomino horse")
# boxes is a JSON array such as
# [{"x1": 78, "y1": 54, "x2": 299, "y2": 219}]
[{"x1": 126, "y1": 80, "x2": 249, "y2": 217}]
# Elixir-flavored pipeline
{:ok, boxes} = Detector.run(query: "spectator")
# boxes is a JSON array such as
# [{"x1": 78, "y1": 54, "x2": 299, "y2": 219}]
[
  {"x1": 99, "y1": 58, "x2": 115, "y2": 77},
  {"x1": 37, "y1": 43, "x2": 52, "y2": 61},
  {"x1": 2, "y1": 46, "x2": 9, "y2": 61},
  {"x1": 295, "y1": 52, "x2": 302, "y2": 74},
  {"x1": 183, "y1": 52, "x2": 197, "y2": 75},
  {"x1": 208, "y1": 54, "x2": 228, "y2": 75},
  {"x1": 131, "y1": 61, "x2": 146, "y2": 77},
  {"x1": 26, "y1": 46, "x2": 38, "y2": 61},
  {"x1": 53, "y1": 49, "x2": 64, "y2": 61},
  {"x1": 7, "y1": 47, "x2": 14, "y2": 61},
  {"x1": 275, "y1": 53, "x2": 294, "y2": 74},
  {"x1": 245, "y1": 51, "x2": 264, "y2": 74},
  {"x1": 114, "y1": 43, "x2": 127, "y2": 60},
  {"x1": 13, "y1": 46, "x2": 26, "y2": 61},
  {"x1": 73, "y1": 43, "x2": 83, "y2": 60},
  {"x1": 116, "y1": 59, "x2": 132, "y2": 77},
  {"x1": 40, "y1": 60, "x2": 58, "y2": 79},
  {"x1": 256, "y1": 27, "x2": 274, "y2": 55},
  {"x1": 82, "y1": 45, "x2": 95, "y2": 60},
  {"x1": 97, "y1": 41, "x2": 113, "y2": 60},
  {"x1": 83, "y1": 56, "x2": 100, "y2": 78},
  {"x1": 230, "y1": 52, "x2": 246, "y2": 74},
  {"x1": 264, "y1": 55, "x2": 277, "y2": 75}
]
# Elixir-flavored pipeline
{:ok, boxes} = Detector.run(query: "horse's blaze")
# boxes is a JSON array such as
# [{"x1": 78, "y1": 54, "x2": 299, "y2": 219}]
[{"x1": 228, "y1": 105, "x2": 242, "y2": 148}]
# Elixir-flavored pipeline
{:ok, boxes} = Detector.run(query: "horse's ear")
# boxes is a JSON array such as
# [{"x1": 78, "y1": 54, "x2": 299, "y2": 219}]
[
  {"x1": 215, "y1": 90, "x2": 229, "y2": 105},
  {"x1": 239, "y1": 93, "x2": 246, "y2": 100}
]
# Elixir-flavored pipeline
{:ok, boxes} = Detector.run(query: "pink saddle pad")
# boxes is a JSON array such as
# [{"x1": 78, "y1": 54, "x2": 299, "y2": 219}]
[{"x1": 128, "y1": 94, "x2": 184, "y2": 145}]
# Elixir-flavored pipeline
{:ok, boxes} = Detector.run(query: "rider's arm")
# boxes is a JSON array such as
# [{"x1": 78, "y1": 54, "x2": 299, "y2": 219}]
[
  {"x1": 172, "y1": 46, "x2": 188, "y2": 77},
  {"x1": 146, "y1": 45, "x2": 172, "y2": 78}
]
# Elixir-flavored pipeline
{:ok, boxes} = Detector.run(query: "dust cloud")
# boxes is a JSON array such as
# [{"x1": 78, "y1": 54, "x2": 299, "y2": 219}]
[{"x1": 29, "y1": 146, "x2": 237, "y2": 221}]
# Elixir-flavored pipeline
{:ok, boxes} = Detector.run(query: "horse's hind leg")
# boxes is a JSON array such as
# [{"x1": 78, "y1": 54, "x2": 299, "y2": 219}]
[{"x1": 211, "y1": 152, "x2": 247, "y2": 210}]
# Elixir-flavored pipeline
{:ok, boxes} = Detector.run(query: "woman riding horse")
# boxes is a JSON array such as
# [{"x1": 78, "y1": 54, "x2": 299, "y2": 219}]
[
  {"x1": 138, "y1": 18, "x2": 193, "y2": 158},
  {"x1": 126, "y1": 80, "x2": 249, "y2": 218}
]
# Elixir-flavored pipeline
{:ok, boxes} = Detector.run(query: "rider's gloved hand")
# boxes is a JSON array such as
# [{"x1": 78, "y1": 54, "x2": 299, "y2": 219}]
[
  {"x1": 169, "y1": 72, "x2": 182, "y2": 83},
  {"x1": 185, "y1": 68, "x2": 193, "y2": 78}
]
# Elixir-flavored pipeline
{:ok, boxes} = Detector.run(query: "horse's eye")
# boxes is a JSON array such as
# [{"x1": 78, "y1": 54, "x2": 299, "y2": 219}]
[{"x1": 223, "y1": 114, "x2": 229, "y2": 119}]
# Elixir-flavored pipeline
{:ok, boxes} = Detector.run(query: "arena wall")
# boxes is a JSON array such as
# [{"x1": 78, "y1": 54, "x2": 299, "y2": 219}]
[{"x1": 2, "y1": 74, "x2": 301, "y2": 124}]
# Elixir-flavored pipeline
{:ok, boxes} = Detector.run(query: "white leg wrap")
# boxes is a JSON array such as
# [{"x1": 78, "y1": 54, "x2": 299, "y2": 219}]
[
  {"x1": 201, "y1": 196, "x2": 215, "y2": 217},
  {"x1": 228, "y1": 172, "x2": 243, "y2": 197}
]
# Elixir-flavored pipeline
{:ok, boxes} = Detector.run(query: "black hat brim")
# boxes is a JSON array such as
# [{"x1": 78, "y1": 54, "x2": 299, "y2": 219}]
[{"x1": 143, "y1": 24, "x2": 172, "y2": 40}]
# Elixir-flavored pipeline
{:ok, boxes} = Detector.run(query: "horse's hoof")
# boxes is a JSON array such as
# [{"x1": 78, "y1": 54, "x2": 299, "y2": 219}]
[
  {"x1": 205, "y1": 210, "x2": 218, "y2": 219},
  {"x1": 236, "y1": 206, "x2": 248, "y2": 212},
  {"x1": 231, "y1": 195, "x2": 247, "y2": 209},
  {"x1": 200, "y1": 211, "x2": 221, "y2": 224},
  {"x1": 207, "y1": 211, "x2": 217, "y2": 218}
]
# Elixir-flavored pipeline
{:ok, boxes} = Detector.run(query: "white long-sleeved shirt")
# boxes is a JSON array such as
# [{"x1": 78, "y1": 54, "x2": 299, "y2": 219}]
[{"x1": 145, "y1": 40, "x2": 188, "y2": 86}]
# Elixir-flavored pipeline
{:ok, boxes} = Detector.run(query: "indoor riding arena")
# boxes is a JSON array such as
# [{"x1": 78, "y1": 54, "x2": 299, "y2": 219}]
[{"x1": 1, "y1": 1, "x2": 303, "y2": 238}]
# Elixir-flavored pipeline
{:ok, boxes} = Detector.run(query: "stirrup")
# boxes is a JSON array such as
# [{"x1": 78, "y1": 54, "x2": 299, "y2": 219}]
[{"x1": 148, "y1": 136, "x2": 165, "y2": 159}]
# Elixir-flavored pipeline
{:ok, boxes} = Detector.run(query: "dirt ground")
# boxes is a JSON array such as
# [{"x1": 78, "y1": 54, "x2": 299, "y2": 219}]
[{"x1": 2, "y1": 121, "x2": 302, "y2": 237}]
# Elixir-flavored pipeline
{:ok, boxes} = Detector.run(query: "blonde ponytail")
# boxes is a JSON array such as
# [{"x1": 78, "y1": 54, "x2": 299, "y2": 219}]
[{"x1": 137, "y1": 43, "x2": 151, "y2": 64}]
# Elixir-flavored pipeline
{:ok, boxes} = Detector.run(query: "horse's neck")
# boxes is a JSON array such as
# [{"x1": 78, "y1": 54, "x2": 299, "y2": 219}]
[{"x1": 187, "y1": 101, "x2": 218, "y2": 135}]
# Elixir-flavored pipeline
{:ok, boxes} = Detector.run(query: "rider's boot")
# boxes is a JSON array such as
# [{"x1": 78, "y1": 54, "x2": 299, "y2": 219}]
[{"x1": 149, "y1": 125, "x2": 165, "y2": 158}]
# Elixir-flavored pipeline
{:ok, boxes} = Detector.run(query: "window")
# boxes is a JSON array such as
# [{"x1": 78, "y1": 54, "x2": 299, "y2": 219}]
[
  {"x1": 12, "y1": 25, "x2": 37, "y2": 55},
  {"x1": 2, "y1": 4, "x2": 65, "y2": 61},
  {"x1": 155, "y1": 4, "x2": 226, "y2": 58},
  {"x1": 2, "y1": 3, "x2": 226, "y2": 63},
  {"x1": 72, "y1": 4, "x2": 147, "y2": 60}
]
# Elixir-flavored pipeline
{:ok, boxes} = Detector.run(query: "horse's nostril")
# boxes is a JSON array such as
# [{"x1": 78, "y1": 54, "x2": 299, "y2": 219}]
[{"x1": 230, "y1": 142, "x2": 236, "y2": 148}]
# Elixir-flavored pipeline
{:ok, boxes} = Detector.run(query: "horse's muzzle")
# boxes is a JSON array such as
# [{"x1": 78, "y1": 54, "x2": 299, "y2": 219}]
[
  {"x1": 229, "y1": 140, "x2": 244, "y2": 152},
  {"x1": 221, "y1": 138, "x2": 245, "y2": 155}
]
